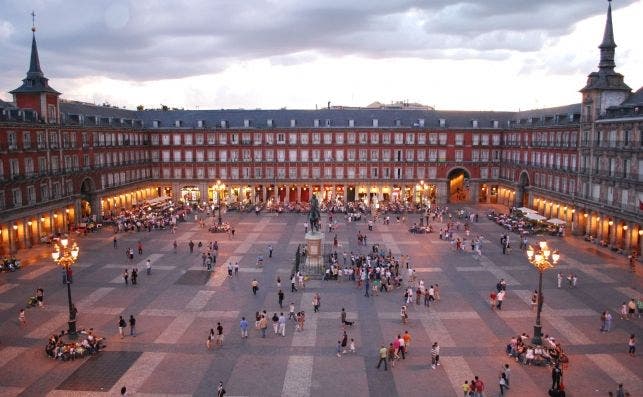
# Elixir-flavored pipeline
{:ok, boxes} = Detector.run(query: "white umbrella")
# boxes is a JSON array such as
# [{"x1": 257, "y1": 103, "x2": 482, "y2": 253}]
[
  {"x1": 525, "y1": 213, "x2": 547, "y2": 222},
  {"x1": 517, "y1": 207, "x2": 537, "y2": 214},
  {"x1": 547, "y1": 218, "x2": 567, "y2": 225}
]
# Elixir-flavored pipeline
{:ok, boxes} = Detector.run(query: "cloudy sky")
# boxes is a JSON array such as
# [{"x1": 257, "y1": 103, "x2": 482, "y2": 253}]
[{"x1": 0, "y1": 0, "x2": 641, "y2": 111}]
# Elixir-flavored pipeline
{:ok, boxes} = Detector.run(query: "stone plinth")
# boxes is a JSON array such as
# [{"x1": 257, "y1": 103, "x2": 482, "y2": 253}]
[{"x1": 302, "y1": 232, "x2": 324, "y2": 277}]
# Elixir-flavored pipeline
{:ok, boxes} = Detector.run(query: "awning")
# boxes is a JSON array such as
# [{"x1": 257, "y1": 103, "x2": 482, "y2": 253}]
[
  {"x1": 547, "y1": 218, "x2": 567, "y2": 225},
  {"x1": 525, "y1": 213, "x2": 547, "y2": 222},
  {"x1": 517, "y1": 207, "x2": 537, "y2": 214}
]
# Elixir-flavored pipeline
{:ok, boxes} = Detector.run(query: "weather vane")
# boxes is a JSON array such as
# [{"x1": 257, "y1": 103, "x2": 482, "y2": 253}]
[{"x1": 31, "y1": 10, "x2": 36, "y2": 32}]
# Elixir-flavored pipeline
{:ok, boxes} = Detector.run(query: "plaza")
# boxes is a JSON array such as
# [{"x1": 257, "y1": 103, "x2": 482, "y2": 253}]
[{"x1": 0, "y1": 205, "x2": 641, "y2": 396}]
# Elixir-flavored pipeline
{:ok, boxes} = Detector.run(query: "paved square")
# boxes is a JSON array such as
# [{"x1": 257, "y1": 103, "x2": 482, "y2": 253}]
[{"x1": 0, "y1": 204, "x2": 641, "y2": 397}]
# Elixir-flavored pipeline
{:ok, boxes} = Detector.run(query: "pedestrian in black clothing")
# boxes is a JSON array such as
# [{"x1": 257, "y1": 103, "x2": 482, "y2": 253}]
[
  {"x1": 129, "y1": 315, "x2": 136, "y2": 336},
  {"x1": 551, "y1": 364, "x2": 562, "y2": 390},
  {"x1": 278, "y1": 290, "x2": 284, "y2": 308}
]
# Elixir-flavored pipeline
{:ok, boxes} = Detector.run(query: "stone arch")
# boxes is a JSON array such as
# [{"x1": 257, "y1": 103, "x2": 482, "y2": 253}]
[
  {"x1": 446, "y1": 167, "x2": 471, "y2": 203},
  {"x1": 517, "y1": 170, "x2": 530, "y2": 207},
  {"x1": 79, "y1": 177, "x2": 97, "y2": 218}
]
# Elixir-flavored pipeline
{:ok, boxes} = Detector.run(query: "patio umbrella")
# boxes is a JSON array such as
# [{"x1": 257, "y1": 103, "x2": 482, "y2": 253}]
[
  {"x1": 547, "y1": 218, "x2": 567, "y2": 225},
  {"x1": 517, "y1": 207, "x2": 537, "y2": 214}
]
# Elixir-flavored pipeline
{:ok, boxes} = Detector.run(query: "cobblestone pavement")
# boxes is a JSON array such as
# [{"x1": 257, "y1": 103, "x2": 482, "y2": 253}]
[{"x1": 0, "y1": 204, "x2": 641, "y2": 397}]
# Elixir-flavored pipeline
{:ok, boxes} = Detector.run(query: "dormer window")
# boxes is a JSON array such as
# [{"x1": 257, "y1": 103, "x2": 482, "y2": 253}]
[
  {"x1": 221, "y1": 120, "x2": 228, "y2": 128},
  {"x1": 244, "y1": 119, "x2": 251, "y2": 128},
  {"x1": 152, "y1": 120, "x2": 160, "y2": 128},
  {"x1": 267, "y1": 119, "x2": 274, "y2": 128},
  {"x1": 348, "y1": 119, "x2": 354, "y2": 128},
  {"x1": 314, "y1": 119, "x2": 320, "y2": 127},
  {"x1": 325, "y1": 119, "x2": 332, "y2": 127},
  {"x1": 372, "y1": 119, "x2": 378, "y2": 127},
  {"x1": 197, "y1": 120, "x2": 205, "y2": 128},
  {"x1": 472, "y1": 120, "x2": 479, "y2": 128},
  {"x1": 439, "y1": 118, "x2": 446, "y2": 128},
  {"x1": 290, "y1": 119, "x2": 297, "y2": 127},
  {"x1": 175, "y1": 120, "x2": 182, "y2": 127}
]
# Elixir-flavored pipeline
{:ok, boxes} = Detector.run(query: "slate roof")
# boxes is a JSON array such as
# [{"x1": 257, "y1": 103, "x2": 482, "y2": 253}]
[
  {"x1": 10, "y1": 33, "x2": 60, "y2": 95},
  {"x1": 60, "y1": 101, "x2": 138, "y2": 119},
  {"x1": 621, "y1": 87, "x2": 643, "y2": 107},
  {"x1": 135, "y1": 108, "x2": 514, "y2": 129}
]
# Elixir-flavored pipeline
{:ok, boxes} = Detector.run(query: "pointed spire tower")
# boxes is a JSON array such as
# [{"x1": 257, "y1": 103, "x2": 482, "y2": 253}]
[
  {"x1": 580, "y1": 0, "x2": 631, "y2": 120},
  {"x1": 9, "y1": 12, "x2": 61, "y2": 123}
]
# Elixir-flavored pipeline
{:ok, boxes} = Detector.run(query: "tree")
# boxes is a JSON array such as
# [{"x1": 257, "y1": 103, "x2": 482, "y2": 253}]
[{"x1": 136, "y1": 105, "x2": 144, "y2": 111}]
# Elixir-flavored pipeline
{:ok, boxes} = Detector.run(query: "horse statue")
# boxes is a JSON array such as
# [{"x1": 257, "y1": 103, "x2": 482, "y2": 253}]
[{"x1": 308, "y1": 194, "x2": 321, "y2": 233}]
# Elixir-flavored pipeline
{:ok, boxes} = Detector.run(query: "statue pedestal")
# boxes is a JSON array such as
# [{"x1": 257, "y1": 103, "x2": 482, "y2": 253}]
[{"x1": 302, "y1": 232, "x2": 324, "y2": 277}]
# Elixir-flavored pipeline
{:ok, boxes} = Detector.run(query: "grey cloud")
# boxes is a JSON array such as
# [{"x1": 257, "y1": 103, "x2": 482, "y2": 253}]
[{"x1": 0, "y1": 0, "x2": 635, "y2": 84}]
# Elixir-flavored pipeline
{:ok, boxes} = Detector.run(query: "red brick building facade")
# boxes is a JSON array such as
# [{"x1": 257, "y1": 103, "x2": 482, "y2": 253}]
[{"x1": 1, "y1": 2, "x2": 640, "y2": 255}]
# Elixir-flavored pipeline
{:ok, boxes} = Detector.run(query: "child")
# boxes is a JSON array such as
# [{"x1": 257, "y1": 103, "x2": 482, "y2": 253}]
[
  {"x1": 336, "y1": 341, "x2": 342, "y2": 357},
  {"x1": 349, "y1": 338, "x2": 356, "y2": 354},
  {"x1": 19, "y1": 309, "x2": 26, "y2": 327}
]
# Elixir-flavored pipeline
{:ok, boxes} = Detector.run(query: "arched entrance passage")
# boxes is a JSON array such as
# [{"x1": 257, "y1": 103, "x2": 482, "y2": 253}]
[
  {"x1": 517, "y1": 171, "x2": 530, "y2": 207},
  {"x1": 80, "y1": 177, "x2": 96, "y2": 217},
  {"x1": 447, "y1": 168, "x2": 471, "y2": 203}
]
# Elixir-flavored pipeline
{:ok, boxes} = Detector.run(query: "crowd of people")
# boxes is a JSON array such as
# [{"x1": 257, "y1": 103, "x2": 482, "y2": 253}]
[{"x1": 45, "y1": 329, "x2": 105, "y2": 361}]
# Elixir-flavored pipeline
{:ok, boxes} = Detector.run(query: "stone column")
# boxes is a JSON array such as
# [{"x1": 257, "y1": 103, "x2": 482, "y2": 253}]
[
  {"x1": 23, "y1": 221, "x2": 31, "y2": 248},
  {"x1": 9, "y1": 223, "x2": 17, "y2": 253}
]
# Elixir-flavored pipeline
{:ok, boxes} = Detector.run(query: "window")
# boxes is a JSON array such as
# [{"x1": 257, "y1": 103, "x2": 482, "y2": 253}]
[
  {"x1": 8, "y1": 131, "x2": 17, "y2": 149},
  {"x1": 347, "y1": 133, "x2": 356, "y2": 144},
  {"x1": 428, "y1": 134, "x2": 438, "y2": 145},
  {"x1": 24, "y1": 158, "x2": 34, "y2": 176},
  {"x1": 324, "y1": 133, "x2": 333, "y2": 144},
  {"x1": 370, "y1": 149, "x2": 378, "y2": 161},
  {"x1": 195, "y1": 134, "x2": 204, "y2": 145},
  {"x1": 382, "y1": 133, "x2": 391, "y2": 144},
  {"x1": 394, "y1": 133, "x2": 403, "y2": 144},
  {"x1": 312, "y1": 133, "x2": 320, "y2": 144},
  {"x1": 37, "y1": 131, "x2": 46, "y2": 149},
  {"x1": 324, "y1": 150, "x2": 333, "y2": 161},
  {"x1": 359, "y1": 133, "x2": 368, "y2": 144},
  {"x1": 288, "y1": 133, "x2": 297, "y2": 144},
  {"x1": 9, "y1": 159, "x2": 19, "y2": 178},
  {"x1": 173, "y1": 151, "x2": 182, "y2": 162},
  {"x1": 12, "y1": 188, "x2": 22, "y2": 207},
  {"x1": 173, "y1": 134, "x2": 181, "y2": 145},
  {"x1": 455, "y1": 150, "x2": 463, "y2": 162},
  {"x1": 417, "y1": 133, "x2": 425, "y2": 145},
  {"x1": 455, "y1": 134, "x2": 464, "y2": 146},
  {"x1": 300, "y1": 134, "x2": 308, "y2": 144},
  {"x1": 23, "y1": 131, "x2": 31, "y2": 149},
  {"x1": 405, "y1": 133, "x2": 414, "y2": 144},
  {"x1": 438, "y1": 150, "x2": 447, "y2": 162},
  {"x1": 438, "y1": 134, "x2": 447, "y2": 145},
  {"x1": 219, "y1": 133, "x2": 227, "y2": 145},
  {"x1": 289, "y1": 150, "x2": 298, "y2": 162},
  {"x1": 300, "y1": 150, "x2": 308, "y2": 162},
  {"x1": 335, "y1": 133, "x2": 344, "y2": 144}
]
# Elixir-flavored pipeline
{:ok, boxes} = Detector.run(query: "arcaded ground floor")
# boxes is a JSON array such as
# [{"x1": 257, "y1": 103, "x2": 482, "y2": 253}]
[
  {"x1": 1, "y1": 180, "x2": 641, "y2": 257},
  {"x1": 0, "y1": 204, "x2": 641, "y2": 396}
]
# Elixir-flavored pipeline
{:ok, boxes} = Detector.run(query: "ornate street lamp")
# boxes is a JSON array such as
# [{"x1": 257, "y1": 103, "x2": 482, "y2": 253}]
[
  {"x1": 214, "y1": 180, "x2": 226, "y2": 224},
  {"x1": 526, "y1": 241, "x2": 560, "y2": 345},
  {"x1": 51, "y1": 237, "x2": 80, "y2": 336}
]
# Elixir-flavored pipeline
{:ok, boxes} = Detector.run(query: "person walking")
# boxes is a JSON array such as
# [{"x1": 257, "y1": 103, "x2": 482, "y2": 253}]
[
  {"x1": 129, "y1": 315, "x2": 136, "y2": 336},
  {"x1": 376, "y1": 345, "x2": 388, "y2": 370},
  {"x1": 123, "y1": 269, "x2": 129, "y2": 285},
  {"x1": 113, "y1": 237, "x2": 117, "y2": 248},
  {"x1": 289, "y1": 303, "x2": 296, "y2": 321},
  {"x1": 499, "y1": 373, "x2": 508, "y2": 396},
  {"x1": 490, "y1": 290, "x2": 497, "y2": 310},
  {"x1": 239, "y1": 317, "x2": 249, "y2": 339},
  {"x1": 268, "y1": 245, "x2": 273, "y2": 258},
  {"x1": 18, "y1": 309, "x2": 26, "y2": 327},
  {"x1": 431, "y1": 342, "x2": 440, "y2": 369},
  {"x1": 36, "y1": 288, "x2": 45, "y2": 308},
  {"x1": 259, "y1": 315, "x2": 268, "y2": 338},
  {"x1": 401, "y1": 305, "x2": 408, "y2": 324},
  {"x1": 473, "y1": 376, "x2": 485, "y2": 397},
  {"x1": 118, "y1": 316, "x2": 126, "y2": 338},
  {"x1": 349, "y1": 338, "x2": 356, "y2": 354},
  {"x1": 131, "y1": 268, "x2": 138, "y2": 285},
  {"x1": 189, "y1": 240, "x2": 195, "y2": 254},
  {"x1": 278, "y1": 313, "x2": 286, "y2": 337},
  {"x1": 217, "y1": 381, "x2": 226, "y2": 397},
  {"x1": 173, "y1": 240, "x2": 178, "y2": 253},
  {"x1": 290, "y1": 274, "x2": 298, "y2": 292},
  {"x1": 557, "y1": 272, "x2": 563, "y2": 288},
  {"x1": 234, "y1": 262, "x2": 239, "y2": 276},
  {"x1": 503, "y1": 363, "x2": 511, "y2": 389},
  {"x1": 628, "y1": 334, "x2": 636, "y2": 357},
  {"x1": 137, "y1": 241, "x2": 143, "y2": 255},
  {"x1": 146, "y1": 259, "x2": 151, "y2": 275},
  {"x1": 312, "y1": 292, "x2": 321, "y2": 313},
  {"x1": 251, "y1": 279, "x2": 259, "y2": 295},
  {"x1": 216, "y1": 322, "x2": 224, "y2": 346},
  {"x1": 336, "y1": 340, "x2": 342, "y2": 358},
  {"x1": 271, "y1": 313, "x2": 280, "y2": 335},
  {"x1": 207, "y1": 328, "x2": 215, "y2": 349},
  {"x1": 277, "y1": 290, "x2": 284, "y2": 308},
  {"x1": 496, "y1": 289, "x2": 505, "y2": 310},
  {"x1": 551, "y1": 364, "x2": 563, "y2": 390}
]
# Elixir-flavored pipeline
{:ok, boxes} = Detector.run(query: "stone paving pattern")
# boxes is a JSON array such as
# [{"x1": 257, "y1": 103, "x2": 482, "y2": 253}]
[{"x1": 0, "y1": 204, "x2": 641, "y2": 396}]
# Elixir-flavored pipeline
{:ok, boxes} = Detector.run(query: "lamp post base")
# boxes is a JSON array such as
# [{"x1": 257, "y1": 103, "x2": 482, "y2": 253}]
[
  {"x1": 67, "y1": 320, "x2": 77, "y2": 337},
  {"x1": 532, "y1": 324, "x2": 543, "y2": 345},
  {"x1": 217, "y1": 216, "x2": 222, "y2": 225}
]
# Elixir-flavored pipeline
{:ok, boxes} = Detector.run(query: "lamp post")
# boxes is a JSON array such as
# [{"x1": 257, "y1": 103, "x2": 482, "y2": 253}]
[
  {"x1": 214, "y1": 180, "x2": 226, "y2": 225},
  {"x1": 51, "y1": 237, "x2": 80, "y2": 336},
  {"x1": 526, "y1": 241, "x2": 559, "y2": 345}
]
